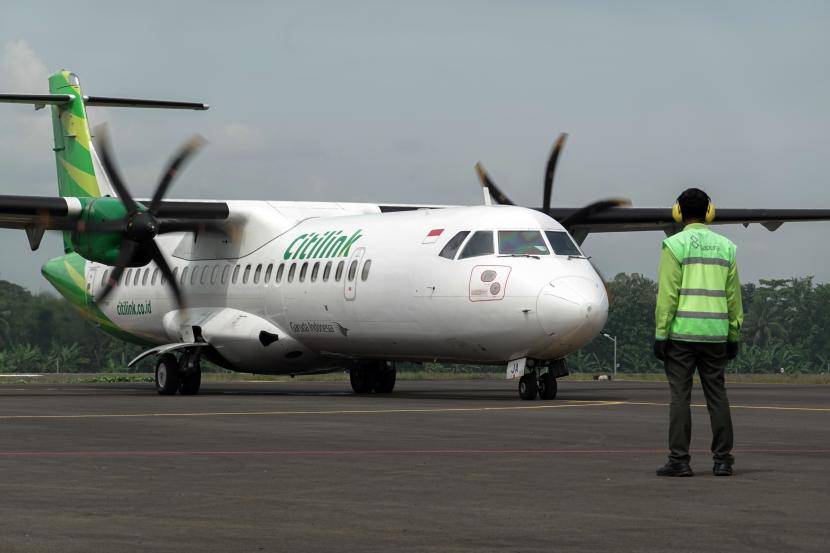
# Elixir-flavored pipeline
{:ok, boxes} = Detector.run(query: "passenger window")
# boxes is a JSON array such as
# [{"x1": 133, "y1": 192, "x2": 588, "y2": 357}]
[
  {"x1": 142, "y1": 268, "x2": 149, "y2": 286},
  {"x1": 243, "y1": 264, "x2": 251, "y2": 284},
  {"x1": 200, "y1": 265, "x2": 209, "y2": 285},
  {"x1": 311, "y1": 262, "x2": 320, "y2": 282},
  {"x1": 210, "y1": 265, "x2": 219, "y2": 285},
  {"x1": 361, "y1": 259, "x2": 372, "y2": 281},
  {"x1": 221, "y1": 265, "x2": 230, "y2": 284},
  {"x1": 151, "y1": 268, "x2": 159, "y2": 285},
  {"x1": 458, "y1": 231, "x2": 494, "y2": 259},
  {"x1": 254, "y1": 264, "x2": 262, "y2": 284},
  {"x1": 299, "y1": 262, "x2": 308, "y2": 282},
  {"x1": 124, "y1": 269, "x2": 132, "y2": 286},
  {"x1": 439, "y1": 231, "x2": 470, "y2": 259},
  {"x1": 232, "y1": 265, "x2": 239, "y2": 284},
  {"x1": 545, "y1": 231, "x2": 583, "y2": 256},
  {"x1": 265, "y1": 264, "x2": 273, "y2": 283},
  {"x1": 498, "y1": 231, "x2": 549, "y2": 256},
  {"x1": 288, "y1": 263, "x2": 296, "y2": 283},
  {"x1": 347, "y1": 260, "x2": 358, "y2": 281},
  {"x1": 101, "y1": 270, "x2": 109, "y2": 287},
  {"x1": 171, "y1": 267, "x2": 179, "y2": 285},
  {"x1": 190, "y1": 266, "x2": 199, "y2": 286},
  {"x1": 134, "y1": 269, "x2": 141, "y2": 286},
  {"x1": 276, "y1": 263, "x2": 285, "y2": 283},
  {"x1": 180, "y1": 267, "x2": 188, "y2": 285},
  {"x1": 323, "y1": 261, "x2": 332, "y2": 282},
  {"x1": 335, "y1": 260, "x2": 345, "y2": 282}
]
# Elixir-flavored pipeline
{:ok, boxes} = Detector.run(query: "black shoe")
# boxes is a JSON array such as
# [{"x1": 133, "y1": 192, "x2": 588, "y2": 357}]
[
  {"x1": 713, "y1": 462, "x2": 733, "y2": 476},
  {"x1": 656, "y1": 462, "x2": 694, "y2": 477}
]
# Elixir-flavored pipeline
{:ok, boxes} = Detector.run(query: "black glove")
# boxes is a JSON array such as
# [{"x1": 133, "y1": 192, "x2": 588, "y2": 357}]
[
  {"x1": 727, "y1": 341, "x2": 739, "y2": 360},
  {"x1": 653, "y1": 340, "x2": 667, "y2": 361}
]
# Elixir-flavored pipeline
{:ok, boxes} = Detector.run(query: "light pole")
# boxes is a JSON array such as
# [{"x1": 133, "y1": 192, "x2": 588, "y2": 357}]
[{"x1": 602, "y1": 333, "x2": 617, "y2": 377}]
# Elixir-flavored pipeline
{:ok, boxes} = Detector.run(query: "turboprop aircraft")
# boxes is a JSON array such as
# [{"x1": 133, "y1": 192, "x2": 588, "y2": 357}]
[{"x1": 3, "y1": 71, "x2": 830, "y2": 400}]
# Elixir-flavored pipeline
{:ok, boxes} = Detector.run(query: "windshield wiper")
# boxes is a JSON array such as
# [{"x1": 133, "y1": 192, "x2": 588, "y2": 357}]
[{"x1": 499, "y1": 254, "x2": 541, "y2": 260}]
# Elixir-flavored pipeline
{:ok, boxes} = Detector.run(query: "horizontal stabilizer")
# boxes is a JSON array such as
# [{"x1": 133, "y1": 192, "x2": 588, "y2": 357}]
[
  {"x1": 0, "y1": 93, "x2": 208, "y2": 111},
  {"x1": 0, "y1": 94, "x2": 73, "y2": 109},
  {"x1": 84, "y1": 96, "x2": 208, "y2": 110}
]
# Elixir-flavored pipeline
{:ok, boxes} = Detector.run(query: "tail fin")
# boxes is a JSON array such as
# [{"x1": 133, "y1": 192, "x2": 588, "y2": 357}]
[{"x1": 48, "y1": 71, "x2": 112, "y2": 198}]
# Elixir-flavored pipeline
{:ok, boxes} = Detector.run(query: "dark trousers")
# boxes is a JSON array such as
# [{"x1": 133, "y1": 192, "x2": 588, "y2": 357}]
[{"x1": 664, "y1": 340, "x2": 734, "y2": 465}]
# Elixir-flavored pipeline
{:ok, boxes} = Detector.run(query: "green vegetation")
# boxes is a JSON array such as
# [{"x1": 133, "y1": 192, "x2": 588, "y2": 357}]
[{"x1": 1, "y1": 275, "x2": 830, "y2": 375}]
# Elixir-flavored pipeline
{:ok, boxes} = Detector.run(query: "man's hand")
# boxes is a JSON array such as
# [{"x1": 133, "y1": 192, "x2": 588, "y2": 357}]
[
  {"x1": 653, "y1": 340, "x2": 667, "y2": 361},
  {"x1": 727, "y1": 341, "x2": 739, "y2": 360}
]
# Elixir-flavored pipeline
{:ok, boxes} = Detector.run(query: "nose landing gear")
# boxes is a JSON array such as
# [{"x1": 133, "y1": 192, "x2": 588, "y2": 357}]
[{"x1": 516, "y1": 359, "x2": 567, "y2": 401}]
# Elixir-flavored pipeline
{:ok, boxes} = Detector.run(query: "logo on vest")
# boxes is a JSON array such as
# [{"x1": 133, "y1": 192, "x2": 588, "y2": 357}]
[{"x1": 690, "y1": 235, "x2": 719, "y2": 252}]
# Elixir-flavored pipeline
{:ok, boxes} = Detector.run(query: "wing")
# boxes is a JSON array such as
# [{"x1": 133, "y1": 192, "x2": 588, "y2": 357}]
[
  {"x1": 544, "y1": 206, "x2": 830, "y2": 242},
  {"x1": 0, "y1": 194, "x2": 230, "y2": 250}
]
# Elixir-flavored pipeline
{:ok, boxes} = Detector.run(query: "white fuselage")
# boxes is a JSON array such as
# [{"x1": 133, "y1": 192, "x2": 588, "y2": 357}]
[{"x1": 84, "y1": 202, "x2": 608, "y2": 374}]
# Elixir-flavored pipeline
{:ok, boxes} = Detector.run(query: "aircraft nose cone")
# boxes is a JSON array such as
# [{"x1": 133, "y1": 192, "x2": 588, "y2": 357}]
[{"x1": 537, "y1": 276, "x2": 608, "y2": 345}]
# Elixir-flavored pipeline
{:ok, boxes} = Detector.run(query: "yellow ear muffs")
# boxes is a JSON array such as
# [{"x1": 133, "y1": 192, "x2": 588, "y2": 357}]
[
  {"x1": 705, "y1": 202, "x2": 716, "y2": 224},
  {"x1": 672, "y1": 202, "x2": 683, "y2": 223},
  {"x1": 672, "y1": 200, "x2": 715, "y2": 224}
]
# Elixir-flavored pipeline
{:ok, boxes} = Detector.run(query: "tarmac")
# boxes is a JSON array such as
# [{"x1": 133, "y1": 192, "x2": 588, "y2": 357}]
[{"x1": 0, "y1": 378, "x2": 827, "y2": 553}]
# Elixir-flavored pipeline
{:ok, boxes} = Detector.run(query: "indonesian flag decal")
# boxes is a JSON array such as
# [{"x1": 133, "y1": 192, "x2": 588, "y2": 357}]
[{"x1": 422, "y1": 228, "x2": 444, "y2": 244}]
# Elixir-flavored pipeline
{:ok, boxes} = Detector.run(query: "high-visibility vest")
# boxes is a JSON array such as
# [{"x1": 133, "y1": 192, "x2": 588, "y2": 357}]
[{"x1": 662, "y1": 226, "x2": 736, "y2": 342}]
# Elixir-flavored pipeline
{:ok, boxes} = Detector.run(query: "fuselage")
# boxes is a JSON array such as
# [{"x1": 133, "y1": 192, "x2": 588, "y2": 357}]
[{"x1": 43, "y1": 201, "x2": 608, "y2": 374}]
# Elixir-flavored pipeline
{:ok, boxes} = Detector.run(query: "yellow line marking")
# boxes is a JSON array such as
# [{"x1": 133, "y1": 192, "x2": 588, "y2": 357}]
[
  {"x1": 618, "y1": 401, "x2": 830, "y2": 413},
  {"x1": 0, "y1": 401, "x2": 624, "y2": 421}
]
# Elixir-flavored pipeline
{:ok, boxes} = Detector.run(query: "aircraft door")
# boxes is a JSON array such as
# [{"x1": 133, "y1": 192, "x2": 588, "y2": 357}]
[{"x1": 344, "y1": 247, "x2": 365, "y2": 301}]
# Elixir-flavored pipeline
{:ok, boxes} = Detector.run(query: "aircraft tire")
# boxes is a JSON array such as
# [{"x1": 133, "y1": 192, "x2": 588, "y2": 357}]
[
  {"x1": 374, "y1": 363, "x2": 396, "y2": 393},
  {"x1": 518, "y1": 374, "x2": 538, "y2": 400},
  {"x1": 538, "y1": 372, "x2": 557, "y2": 400},
  {"x1": 156, "y1": 353, "x2": 181, "y2": 395},
  {"x1": 350, "y1": 364, "x2": 378, "y2": 394},
  {"x1": 179, "y1": 366, "x2": 202, "y2": 396}
]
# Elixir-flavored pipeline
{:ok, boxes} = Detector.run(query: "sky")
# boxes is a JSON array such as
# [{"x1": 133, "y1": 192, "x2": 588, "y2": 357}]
[{"x1": 1, "y1": 1, "x2": 829, "y2": 293}]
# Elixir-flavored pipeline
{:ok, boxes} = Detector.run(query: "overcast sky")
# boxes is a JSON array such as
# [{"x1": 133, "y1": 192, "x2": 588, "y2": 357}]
[{"x1": 1, "y1": 1, "x2": 829, "y2": 292}]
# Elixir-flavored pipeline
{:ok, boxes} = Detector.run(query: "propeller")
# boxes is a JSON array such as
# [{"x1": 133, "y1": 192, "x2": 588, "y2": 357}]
[
  {"x1": 90, "y1": 128, "x2": 208, "y2": 308},
  {"x1": 474, "y1": 132, "x2": 629, "y2": 302}
]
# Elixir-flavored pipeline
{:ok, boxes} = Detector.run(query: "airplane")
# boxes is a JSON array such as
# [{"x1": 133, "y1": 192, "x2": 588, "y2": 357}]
[{"x1": 2, "y1": 71, "x2": 830, "y2": 400}]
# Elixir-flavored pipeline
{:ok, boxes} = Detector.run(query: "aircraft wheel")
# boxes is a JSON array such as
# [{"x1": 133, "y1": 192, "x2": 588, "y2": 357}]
[
  {"x1": 374, "y1": 363, "x2": 396, "y2": 393},
  {"x1": 518, "y1": 373, "x2": 538, "y2": 400},
  {"x1": 538, "y1": 372, "x2": 558, "y2": 400},
  {"x1": 350, "y1": 363, "x2": 378, "y2": 394},
  {"x1": 180, "y1": 365, "x2": 202, "y2": 396},
  {"x1": 155, "y1": 353, "x2": 180, "y2": 395}
]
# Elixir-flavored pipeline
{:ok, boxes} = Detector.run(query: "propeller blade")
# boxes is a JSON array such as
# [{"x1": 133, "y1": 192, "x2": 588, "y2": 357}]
[
  {"x1": 94, "y1": 238, "x2": 137, "y2": 304},
  {"x1": 475, "y1": 162, "x2": 514, "y2": 206},
  {"x1": 148, "y1": 239, "x2": 185, "y2": 310},
  {"x1": 560, "y1": 198, "x2": 632, "y2": 231},
  {"x1": 543, "y1": 133, "x2": 567, "y2": 214},
  {"x1": 149, "y1": 135, "x2": 207, "y2": 214},
  {"x1": 96, "y1": 126, "x2": 139, "y2": 214}
]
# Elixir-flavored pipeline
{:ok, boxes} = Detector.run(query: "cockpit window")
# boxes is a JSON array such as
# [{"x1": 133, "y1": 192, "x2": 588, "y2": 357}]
[
  {"x1": 498, "y1": 231, "x2": 549, "y2": 256},
  {"x1": 439, "y1": 231, "x2": 470, "y2": 259},
  {"x1": 545, "y1": 230, "x2": 583, "y2": 256},
  {"x1": 458, "y1": 231, "x2": 494, "y2": 259}
]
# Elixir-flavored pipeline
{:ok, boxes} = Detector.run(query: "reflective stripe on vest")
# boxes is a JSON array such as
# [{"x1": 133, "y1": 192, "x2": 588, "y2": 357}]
[{"x1": 663, "y1": 225, "x2": 736, "y2": 342}]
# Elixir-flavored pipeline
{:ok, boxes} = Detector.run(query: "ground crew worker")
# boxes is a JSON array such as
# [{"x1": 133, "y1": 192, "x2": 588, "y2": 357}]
[{"x1": 653, "y1": 188, "x2": 743, "y2": 477}]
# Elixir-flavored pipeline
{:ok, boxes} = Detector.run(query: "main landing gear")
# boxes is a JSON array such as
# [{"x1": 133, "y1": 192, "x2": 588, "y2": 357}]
[
  {"x1": 349, "y1": 361, "x2": 397, "y2": 394},
  {"x1": 155, "y1": 349, "x2": 202, "y2": 396},
  {"x1": 517, "y1": 359, "x2": 568, "y2": 401}
]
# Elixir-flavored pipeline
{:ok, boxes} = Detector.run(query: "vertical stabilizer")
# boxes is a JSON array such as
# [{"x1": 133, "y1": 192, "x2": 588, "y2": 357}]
[{"x1": 48, "y1": 71, "x2": 112, "y2": 198}]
